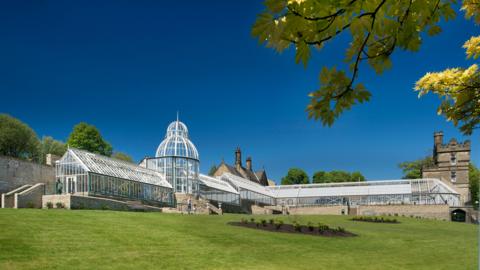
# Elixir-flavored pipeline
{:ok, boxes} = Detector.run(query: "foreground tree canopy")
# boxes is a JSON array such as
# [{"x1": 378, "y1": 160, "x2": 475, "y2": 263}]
[
  {"x1": 281, "y1": 168, "x2": 310, "y2": 184},
  {"x1": 253, "y1": 0, "x2": 480, "y2": 134},
  {"x1": 313, "y1": 170, "x2": 366, "y2": 183},
  {"x1": 67, "y1": 122, "x2": 113, "y2": 156},
  {"x1": 0, "y1": 114, "x2": 39, "y2": 161}
]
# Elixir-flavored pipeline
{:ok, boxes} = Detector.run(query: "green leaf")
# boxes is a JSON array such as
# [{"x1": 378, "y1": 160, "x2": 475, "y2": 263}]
[
  {"x1": 265, "y1": 0, "x2": 286, "y2": 13},
  {"x1": 295, "y1": 40, "x2": 310, "y2": 68},
  {"x1": 427, "y1": 25, "x2": 442, "y2": 36}
]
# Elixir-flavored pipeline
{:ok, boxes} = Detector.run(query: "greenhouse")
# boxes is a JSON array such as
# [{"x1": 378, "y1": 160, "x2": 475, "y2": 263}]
[
  {"x1": 267, "y1": 178, "x2": 461, "y2": 207},
  {"x1": 141, "y1": 118, "x2": 200, "y2": 194},
  {"x1": 55, "y1": 148, "x2": 174, "y2": 207},
  {"x1": 198, "y1": 174, "x2": 240, "y2": 205},
  {"x1": 220, "y1": 173, "x2": 276, "y2": 206}
]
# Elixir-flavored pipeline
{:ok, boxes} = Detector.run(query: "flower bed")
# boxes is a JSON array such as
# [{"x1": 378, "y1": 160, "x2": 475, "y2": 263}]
[
  {"x1": 351, "y1": 216, "x2": 399, "y2": 223},
  {"x1": 229, "y1": 218, "x2": 356, "y2": 237}
]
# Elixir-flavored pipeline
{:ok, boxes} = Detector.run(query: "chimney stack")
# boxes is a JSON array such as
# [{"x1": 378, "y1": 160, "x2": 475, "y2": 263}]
[
  {"x1": 235, "y1": 147, "x2": 242, "y2": 169},
  {"x1": 246, "y1": 156, "x2": 252, "y2": 171},
  {"x1": 434, "y1": 131, "x2": 444, "y2": 148}
]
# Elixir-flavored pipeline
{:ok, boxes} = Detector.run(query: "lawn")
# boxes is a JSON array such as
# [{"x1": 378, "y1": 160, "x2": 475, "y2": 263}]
[{"x1": 0, "y1": 209, "x2": 477, "y2": 270}]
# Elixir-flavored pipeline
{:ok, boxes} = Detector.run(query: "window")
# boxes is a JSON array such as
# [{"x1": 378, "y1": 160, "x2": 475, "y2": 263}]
[
  {"x1": 450, "y1": 153, "x2": 457, "y2": 165},
  {"x1": 451, "y1": 171, "x2": 457, "y2": 183}
]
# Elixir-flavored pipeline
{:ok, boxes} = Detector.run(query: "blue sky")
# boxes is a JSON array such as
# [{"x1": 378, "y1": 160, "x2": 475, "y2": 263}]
[{"x1": 0, "y1": 1, "x2": 478, "y2": 183}]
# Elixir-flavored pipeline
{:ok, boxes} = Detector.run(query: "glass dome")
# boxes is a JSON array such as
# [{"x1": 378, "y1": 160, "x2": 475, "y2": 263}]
[
  {"x1": 156, "y1": 121, "x2": 198, "y2": 160},
  {"x1": 150, "y1": 119, "x2": 200, "y2": 194}
]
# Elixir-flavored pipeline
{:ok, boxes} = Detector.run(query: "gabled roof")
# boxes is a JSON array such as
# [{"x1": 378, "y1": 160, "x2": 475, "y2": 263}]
[
  {"x1": 199, "y1": 174, "x2": 239, "y2": 194},
  {"x1": 67, "y1": 148, "x2": 172, "y2": 189},
  {"x1": 220, "y1": 173, "x2": 275, "y2": 197}
]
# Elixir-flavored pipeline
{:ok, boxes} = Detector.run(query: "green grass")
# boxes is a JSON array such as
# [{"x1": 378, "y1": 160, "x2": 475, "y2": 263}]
[{"x1": 0, "y1": 209, "x2": 477, "y2": 270}]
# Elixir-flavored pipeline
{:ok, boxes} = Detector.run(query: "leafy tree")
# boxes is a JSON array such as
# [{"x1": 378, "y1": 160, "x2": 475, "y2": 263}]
[
  {"x1": 469, "y1": 164, "x2": 479, "y2": 209},
  {"x1": 0, "y1": 114, "x2": 40, "y2": 161},
  {"x1": 281, "y1": 168, "x2": 309, "y2": 185},
  {"x1": 252, "y1": 0, "x2": 479, "y2": 134},
  {"x1": 351, "y1": 171, "x2": 366, "y2": 182},
  {"x1": 112, "y1": 152, "x2": 133, "y2": 163},
  {"x1": 398, "y1": 156, "x2": 434, "y2": 179},
  {"x1": 208, "y1": 165, "x2": 218, "y2": 176},
  {"x1": 312, "y1": 171, "x2": 329, "y2": 183},
  {"x1": 67, "y1": 122, "x2": 113, "y2": 156},
  {"x1": 415, "y1": 35, "x2": 480, "y2": 135},
  {"x1": 39, "y1": 136, "x2": 67, "y2": 164},
  {"x1": 313, "y1": 170, "x2": 365, "y2": 183}
]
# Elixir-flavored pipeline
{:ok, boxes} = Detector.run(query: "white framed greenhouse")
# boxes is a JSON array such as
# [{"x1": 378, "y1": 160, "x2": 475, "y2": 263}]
[
  {"x1": 198, "y1": 174, "x2": 240, "y2": 205},
  {"x1": 267, "y1": 178, "x2": 461, "y2": 207},
  {"x1": 55, "y1": 148, "x2": 174, "y2": 207}
]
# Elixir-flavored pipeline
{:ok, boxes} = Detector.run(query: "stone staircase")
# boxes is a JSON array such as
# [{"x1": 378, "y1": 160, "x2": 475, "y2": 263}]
[
  {"x1": 1, "y1": 184, "x2": 33, "y2": 208},
  {"x1": 174, "y1": 193, "x2": 222, "y2": 215}
]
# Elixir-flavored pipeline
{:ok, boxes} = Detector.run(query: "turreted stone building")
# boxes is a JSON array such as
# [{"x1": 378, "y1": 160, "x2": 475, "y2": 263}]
[
  {"x1": 212, "y1": 147, "x2": 269, "y2": 186},
  {"x1": 422, "y1": 131, "x2": 471, "y2": 205}
]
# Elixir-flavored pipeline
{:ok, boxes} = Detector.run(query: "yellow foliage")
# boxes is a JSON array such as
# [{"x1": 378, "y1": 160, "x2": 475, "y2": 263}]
[{"x1": 464, "y1": 36, "x2": 480, "y2": 59}]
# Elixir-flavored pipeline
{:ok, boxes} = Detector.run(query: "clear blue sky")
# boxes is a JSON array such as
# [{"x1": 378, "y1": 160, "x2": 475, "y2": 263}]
[{"x1": 0, "y1": 1, "x2": 478, "y2": 183}]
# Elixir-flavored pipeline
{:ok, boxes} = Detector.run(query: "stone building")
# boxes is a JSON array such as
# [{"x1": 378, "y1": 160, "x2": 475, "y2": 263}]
[
  {"x1": 212, "y1": 147, "x2": 269, "y2": 186},
  {"x1": 422, "y1": 131, "x2": 471, "y2": 204}
]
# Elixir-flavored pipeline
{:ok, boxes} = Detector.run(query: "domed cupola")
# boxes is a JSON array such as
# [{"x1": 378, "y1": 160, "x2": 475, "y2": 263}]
[
  {"x1": 155, "y1": 119, "x2": 199, "y2": 160},
  {"x1": 152, "y1": 116, "x2": 200, "y2": 193}
]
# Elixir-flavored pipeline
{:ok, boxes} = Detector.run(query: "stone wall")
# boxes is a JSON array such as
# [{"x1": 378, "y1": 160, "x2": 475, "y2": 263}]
[
  {"x1": 0, "y1": 156, "x2": 55, "y2": 194},
  {"x1": 16, "y1": 183, "x2": 45, "y2": 208},
  {"x1": 251, "y1": 205, "x2": 273, "y2": 215},
  {"x1": 42, "y1": 194, "x2": 71, "y2": 209},
  {"x1": 357, "y1": 204, "x2": 450, "y2": 220},
  {"x1": 288, "y1": 205, "x2": 348, "y2": 215}
]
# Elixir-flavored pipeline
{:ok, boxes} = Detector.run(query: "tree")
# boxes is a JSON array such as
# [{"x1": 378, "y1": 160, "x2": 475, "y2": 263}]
[
  {"x1": 415, "y1": 35, "x2": 480, "y2": 135},
  {"x1": 208, "y1": 165, "x2": 218, "y2": 176},
  {"x1": 0, "y1": 114, "x2": 40, "y2": 161},
  {"x1": 252, "y1": 0, "x2": 479, "y2": 134},
  {"x1": 67, "y1": 122, "x2": 112, "y2": 156},
  {"x1": 312, "y1": 171, "x2": 329, "y2": 183},
  {"x1": 112, "y1": 152, "x2": 133, "y2": 163},
  {"x1": 351, "y1": 171, "x2": 366, "y2": 182},
  {"x1": 398, "y1": 156, "x2": 434, "y2": 179},
  {"x1": 313, "y1": 170, "x2": 365, "y2": 183},
  {"x1": 39, "y1": 136, "x2": 67, "y2": 164},
  {"x1": 469, "y1": 164, "x2": 479, "y2": 209},
  {"x1": 281, "y1": 168, "x2": 309, "y2": 185}
]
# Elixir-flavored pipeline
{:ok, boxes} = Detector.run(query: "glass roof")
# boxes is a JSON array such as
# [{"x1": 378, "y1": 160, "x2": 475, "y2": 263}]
[
  {"x1": 155, "y1": 120, "x2": 199, "y2": 160},
  {"x1": 66, "y1": 148, "x2": 172, "y2": 188}
]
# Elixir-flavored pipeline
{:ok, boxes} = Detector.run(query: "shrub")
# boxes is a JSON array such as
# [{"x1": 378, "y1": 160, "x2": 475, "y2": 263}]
[
  {"x1": 101, "y1": 204, "x2": 110, "y2": 210},
  {"x1": 26, "y1": 201, "x2": 35, "y2": 208},
  {"x1": 250, "y1": 218, "x2": 255, "y2": 223},
  {"x1": 293, "y1": 221, "x2": 302, "y2": 232},
  {"x1": 269, "y1": 219, "x2": 274, "y2": 225},
  {"x1": 261, "y1": 219, "x2": 267, "y2": 227},
  {"x1": 256, "y1": 221, "x2": 261, "y2": 228},
  {"x1": 240, "y1": 218, "x2": 247, "y2": 224},
  {"x1": 46, "y1": 202, "x2": 53, "y2": 209},
  {"x1": 337, "y1": 227, "x2": 346, "y2": 233},
  {"x1": 307, "y1": 221, "x2": 314, "y2": 232},
  {"x1": 274, "y1": 220, "x2": 284, "y2": 230},
  {"x1": 318, "y1": 223, "x2": 329, "y2": 232},
  {"x1": 394, "y1": 213, "x2": 398, "y2": 217},
  {"x1": 56, "y1": 202, "x2": 64, "y2": 209}
]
